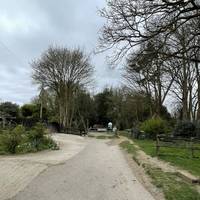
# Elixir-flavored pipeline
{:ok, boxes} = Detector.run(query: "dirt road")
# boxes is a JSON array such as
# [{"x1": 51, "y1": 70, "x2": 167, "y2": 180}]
[{"x1": 11, "y1": 136, "x2": 155, "y2": 200}]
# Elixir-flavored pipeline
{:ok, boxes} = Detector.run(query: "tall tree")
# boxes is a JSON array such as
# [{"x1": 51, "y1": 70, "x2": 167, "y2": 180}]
[
  {"x1": 32, "y1": 47, "x2": 93, "y2": 130},
  {"x1": 124, "y1": 39, "x2": 176, "y2": 116},
  {"x1": 0, "y1": 102, "x2": 19, "y2": 118}
]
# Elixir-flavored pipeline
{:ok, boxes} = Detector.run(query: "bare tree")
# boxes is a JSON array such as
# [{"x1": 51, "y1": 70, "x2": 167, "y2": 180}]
[
  {"x1": 124, "y1": 38, "x2": 178, "y2": 116},
  {"x1": 98, "y1": 0, "x2": 200, "y2": 62},
  {"x1": 32, "y1": 46, "x2": 94, "y2": 130},
  {"x1": 163, "y1": 24, "x2": 199, "y2": 120}
]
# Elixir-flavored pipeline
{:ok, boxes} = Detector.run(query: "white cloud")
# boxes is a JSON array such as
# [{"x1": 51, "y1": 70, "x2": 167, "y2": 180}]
[{"x1": 0, "y1": 0, "x2": 121, "y2": 105}]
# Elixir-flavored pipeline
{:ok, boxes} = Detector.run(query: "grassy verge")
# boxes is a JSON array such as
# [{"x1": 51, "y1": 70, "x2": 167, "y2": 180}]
[
  {"x1": 96, "y1": 135, "x2": 118, "y2": 139},
  {"x1": 119, "y1": 140, "x2": 141, "y2": 165},
  {"x1": 119, "y1": 138, "x2": 200, "y2": 200},
  {"x1": 145, "y1": 167, "x2": 200, "y2": 200},
  {"x1": 88, "y1": 134, "x2": 118, "y2": 139},
  {"x1": 119, "y1": 140, "x2": 137, "y2": 154},
  {"x1": 134, "y1": 139, "x2": 200, "y2": 177},
  {"x1": 120, "y1": 131, "x2": 200, "y2": 177}
]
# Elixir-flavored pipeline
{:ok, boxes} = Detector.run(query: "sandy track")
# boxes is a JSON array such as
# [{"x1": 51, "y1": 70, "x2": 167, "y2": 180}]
[
  {"x1": 0, "y1": 134, "x2": 87, "y2": 200},
  {"x1": 11, "y1": 138, "x2": 155, "y2": 200}
]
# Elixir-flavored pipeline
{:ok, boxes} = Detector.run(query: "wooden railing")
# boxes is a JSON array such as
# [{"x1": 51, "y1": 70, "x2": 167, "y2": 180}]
[{"x1": 156, "y1": 134, "x2": 200, "y2": 157}]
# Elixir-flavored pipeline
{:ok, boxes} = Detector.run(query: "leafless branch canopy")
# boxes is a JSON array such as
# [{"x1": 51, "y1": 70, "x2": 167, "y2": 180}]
[
  {"x1": 32, "y1": 47, "x2": 93, "y2": 91},
  {"x1": 98, "y1": 0, "x2": 200, "y2": 62}
]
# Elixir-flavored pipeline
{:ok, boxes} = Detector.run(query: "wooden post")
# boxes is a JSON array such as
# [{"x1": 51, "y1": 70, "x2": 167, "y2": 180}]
[
  {"x1": 190, "y1": 137, "x2": 194, "y2": 158},
  {"x1": 156, "y1": 135, "x2": 160, "y2": 156},
  {"x1": 2, "y1": 117, "x2": 5, "y2": 129}
]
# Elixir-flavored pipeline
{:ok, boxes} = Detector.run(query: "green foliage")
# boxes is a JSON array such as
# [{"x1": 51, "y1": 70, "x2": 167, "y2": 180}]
[
  {"x1": 174, "y1": 121, "x2": 196, "y2": 138},
  {"x1": 39, "y1": 136, "x2": 59, "y2": 150},
  {"x1": 0, "y1": 124, "x2": 58, "y2": 154},
  {"x1": 92, "y1": 88, "x2": 171, "y2": 130},
  {"x1": 94, "y1": 88, "x2": 113, "y2": 126},
  {"x1": 28, "y1": 123, "x2": 47, "y2": 150},
  {"x1": 0, "y1": 102, "x2": 19, "y2": 118},
  {"x1": 0, "y1": 125, "x2": 24, "y2": 154},
  {"x1": 12, "y1": 125, "x2": 26, "y2": 135},
  {"x1": 74, "y1": 89, "x2": 96, "y2": 129},
  {"x1": 21, "y1": 104, "x2": 35, "y2": 117},
  {"x1": 140, "y1": 118, "x2": 168, "y2": 139},
  {"x1": 21, "y1": 104, "x2": 47, "y2": 119}
]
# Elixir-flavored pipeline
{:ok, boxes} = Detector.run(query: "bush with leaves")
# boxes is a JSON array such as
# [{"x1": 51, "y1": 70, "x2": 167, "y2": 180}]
[
  {"x1": 39, "y1": 136, "x2": 59, "y2": 150},
  {"x1": 0, "y1": 125, "x2": 25, "y2": 154},
  {"x1": 28, "y1": 123, "x2": 47, "y2": 150},
  {"x1": 173, "y1": 121, "x2": 196, "y2": 138},
  {"x1": 0, "y1": 123, "x2": 58, "y2": 154},
  {"x1": 140, "y1": 118, "x2": 168, "y2": 139}
]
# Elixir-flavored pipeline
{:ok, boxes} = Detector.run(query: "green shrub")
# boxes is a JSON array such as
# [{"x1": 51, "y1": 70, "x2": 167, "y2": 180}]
[
  {"x1": 28, "y1": 123, "x2": 47, "y2": 150},
  {"x1": 173, "y1": 121, "x2": 196, "y2": 138},
  {"x1": 12, "y1": 125, "x2": 26, "y2": 135},
  {"x1": 0, "y1": 123, "x2": 58, "y2": 154},
  {"x1": 38, "y1": 136, "x2": 59, "y2": 150},
  {"x1": 140, "y1": 118, "x2": 168, "y2": 139},
  {"x1": 0, "y1": 125, "x2": 25, "y2": 154},
  {"x1": 16, "y1": 142, "x2": 37, "y2": 153}
]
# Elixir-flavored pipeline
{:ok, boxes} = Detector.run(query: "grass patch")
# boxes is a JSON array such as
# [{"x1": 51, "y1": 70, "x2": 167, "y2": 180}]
[
  {"x1": 119, "y1": 140, "x2": 137, "y2": 154},
  {"x1": 119, "y1": 140, "x2": 141, "y2": 165},
  {"x1": 96, "y1": 135, "x2": 108, "y2": 139},
  {"x1": 96, "y1": 135, "x2": 118, "y2": 139},
  {"x1": 88, "y1": 135, "x2": 95, "y2": 138},
  {"x1": 120, "y1": 131, "x2": 200, "y2": 176},
  {"x1": 119, "y1": 132, "x2": 200, "y2": 199},
  {"x1": 146, "y1": 167, "x2": 200, "y2": 200},
  {"x1": 133, "y1": 139, "x2": 200, "y2": 177}
]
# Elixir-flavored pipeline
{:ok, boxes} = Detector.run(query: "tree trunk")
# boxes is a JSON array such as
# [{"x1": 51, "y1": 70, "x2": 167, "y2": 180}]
[
  {"x1": 195, "y1": 61, "x2": 200, "y2": 120},
  {"x1": 182, "y1": 55, "x2": 189, "y2": 120},
  {"x1": 157, "y1": 64, "x2": 162, "y2": 117}
]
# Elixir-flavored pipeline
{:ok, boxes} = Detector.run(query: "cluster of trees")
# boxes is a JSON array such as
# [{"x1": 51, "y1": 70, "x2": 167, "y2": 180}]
[
  {"x1": 99, "y1": 0, "x2": 200, "y2": 121},
  {"x1": 93, "y1": 87, "x2": 170, "y2": 129},
  {"x1": 0, "y1": 101, "x2": 47, "y2": 124},
  {"x1": 0, "y1": 86, "x2": 171, "y2": 131},
  {"x1": 5, "y1": 0, "x2": 200, "y2": 131}
]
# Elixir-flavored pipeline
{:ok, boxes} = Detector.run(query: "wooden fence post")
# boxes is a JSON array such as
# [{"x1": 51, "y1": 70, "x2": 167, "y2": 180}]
[{"x1": 156, "y1": 135, "x2": 160, "y2": 156}]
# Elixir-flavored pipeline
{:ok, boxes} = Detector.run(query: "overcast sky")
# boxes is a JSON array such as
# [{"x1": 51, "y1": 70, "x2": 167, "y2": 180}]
[{"x1": 0, "y1": 0, "x2": 121, "y2": 105}]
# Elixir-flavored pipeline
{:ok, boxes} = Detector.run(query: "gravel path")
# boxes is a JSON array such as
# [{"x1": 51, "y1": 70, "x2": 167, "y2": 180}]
[
  {"x1": 11, "y1": 138, "x2": 155, "y2": 200},
  {"x1": 0, "y1": 134, "x2": 86, "y2": 200}
]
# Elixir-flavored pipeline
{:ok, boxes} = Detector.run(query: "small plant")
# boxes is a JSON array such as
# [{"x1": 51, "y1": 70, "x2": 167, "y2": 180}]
[
  {"x1": 12, "y1": 125, "x2": 26, "y2": 135},
  {"x1": 41, "y1": 136, "x2": 59, "y2": 150},
  {"x1": 140, "y1": 118, "x2": 168, "y2": 139}
]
